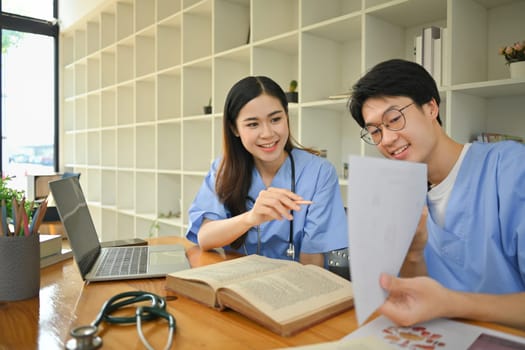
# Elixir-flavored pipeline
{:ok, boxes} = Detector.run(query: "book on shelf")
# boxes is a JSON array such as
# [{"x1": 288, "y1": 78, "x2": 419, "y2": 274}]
[
  {"x1": 40, "y1": 248, "x2": 73, "y2": 268},
  {"x1": 422, "y1": 26, "x2": 441, "y2": 76},
  {"x1": 328, "y1": 92, "x2": 352, "y2": 100},
  {"x1": 477, "y1": 132, "x2": 524, "y2": 143},
  {"x1": 40, "y1": 234, "x2": 62, "y2": 258},
  {"x1": 165, "y1": 254, "x2": 354, "y2": 336}
]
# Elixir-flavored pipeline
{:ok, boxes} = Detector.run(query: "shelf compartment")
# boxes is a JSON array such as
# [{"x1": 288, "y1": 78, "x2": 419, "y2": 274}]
[
  {"x1": 117, "y1": 212, "x2": 135, "y2": 238},
  {"x1": 75, "y1": 63, "x2": 87, "y2": 95},
  {"x1": 157, "y1": 173, "x2": 182, "y2": 221},
  {"x1": 87, "y1": 94, "x2": 101, "y2": 129},
  {"x1": 87, "y1": 131, "x2": 101, "y2": 166},
  {"x1": 182, "y1": 119, "x2": 212, "y2": 171},
  {"x1": 157, "y1": 121, "x2": 181, "y2": 171},
  {"x1": 117, "y1": 84, "x2": 134, "y2": 126},
  {"x1": 135, "y1": 217, "x2": 156, "y2": 238},
  {"x1": 63, "y1": 100, "x2": 75, "y2": 131},
  {"x1": 117, "y1": 127, "x2": 134, "y2": 168},
  {"x1": 101, "y1": 129, "x2": 117, "y2": 167},
  {"x1": 87, "y1": 56, "x2": 101, "y2": 92},
  {"x1": 87, "y1": 21, "x2": 100, "y2": 55},
  {"x1": 101, "y1": 89, "x2": 116, "y2": 127},
  {"x1": 101, "y1": 49, "x2": 116, "y2": 88},
  {"x1": 252, "y1": 0, "x2": 298, "y2": 42},
  {"x1": 117, "y1": 170, "x2": 134, "y2": 210},
  {"x1": 214, "y1": 0, "x2": 250, "y2": 53},
  {"x1": 87, "y1": 168, "x2": 102, "y2": 203},
  {"x1": 75, "y1": 97, "x2": 87, "y2": 130},
  {"x1": 135, "y1": 78, "x2": 156, "y2": 123},
  {"x1": 135, "y1": 0, "x2": 156, "y2": 32},
  {"x1": 75, "y1": 132, "x2": 87, "y2": 165},
  {"x1": 158, "y1": 69, "x2": 181, "y2": 120},
  {"x1": 301, "y1": 15, "x2": 361, "y2": 103},
  {"x1": 101, "y1": 170, "x2": 117, "y2": 206},
  {"x1": 136, "y1": 125, "x2": 156, "y2": 169},
  {"x1": 117, "y1": 39, "x2": 134, "y2": 83},
  {"x1": 135, "y1": 172, "x2": 156, "y2": 215},
  {"x1": 116, "y1": 2, "x2": 134, "y2": 41},
  {"x1": 101, "y1": 9, "x2": 116, "y2": 48},
  {"x1": 182, "y1": 61, "x2": 212, "y2": 116},
  {"x1": 182, "y1": 1, "x2": 212, "y2": 62},
  {"x1": 213, "y1": 48, "x2": 250, "y2": 113},
  {"x1": 74, "y1": 29, "x2": 86, "y2": 61},
  {"x1": 101, "y1": 208, "x2": 117, "y2": 241},
  {"x1": 301, "y1": 104, "x2": 360, "y2": 177},
  {"x1": 252, "y1": 34, "x2": 299, "y2": 97},
  {"x1": 63, "y1": 133, "x2": 75, "y2": 165},
  {"x1": 135, "y1": 28, "x2": 156, "y2": 78},
  {"x1": 157, "y1": 15, "x2": 182, "y2": 70},
  {"x1": 302, "y1": 0, "x2": 361, "y2": 27},
  {"x1": 157, "y1": 0, "x2": 182, "y2": 21},
  {"x1": 62, "y1": 35, "x2": 74, "y2": 66}
]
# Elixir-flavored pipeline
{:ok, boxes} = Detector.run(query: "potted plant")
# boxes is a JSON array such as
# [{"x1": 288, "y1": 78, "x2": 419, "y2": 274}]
[
  {"x1": 285, "y1": 80, "x2": 298, "y2": 103},
  {"x1": 498, "y1": 40, "x2": 525, "y2": 79},
  {"x1": 203, "y1": 98, "x2": 212, "y2": 115}
]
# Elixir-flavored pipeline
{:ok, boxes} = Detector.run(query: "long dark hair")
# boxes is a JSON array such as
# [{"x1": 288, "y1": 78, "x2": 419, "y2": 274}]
[{"x1": 217, "y1": 76, "x2": 300, "y2": 249}]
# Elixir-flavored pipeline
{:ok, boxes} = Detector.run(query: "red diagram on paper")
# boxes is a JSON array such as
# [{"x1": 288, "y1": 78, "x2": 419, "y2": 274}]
[{"x1": 382, "y1": 325, "x2": 447, "y2": 349}]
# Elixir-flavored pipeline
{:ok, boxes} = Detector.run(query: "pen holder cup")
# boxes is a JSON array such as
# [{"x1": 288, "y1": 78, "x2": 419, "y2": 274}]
[{"x1": 0, "y1": 234, "x2": 40, "y2": 301}]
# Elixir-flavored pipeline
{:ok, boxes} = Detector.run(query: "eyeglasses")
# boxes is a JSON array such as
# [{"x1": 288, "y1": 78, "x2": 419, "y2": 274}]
[{"x1": 360, "y1": 102, "x2": 414, "y2": 145}]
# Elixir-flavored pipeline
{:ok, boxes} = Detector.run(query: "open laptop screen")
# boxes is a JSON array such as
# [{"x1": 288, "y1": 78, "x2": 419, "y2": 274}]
[{"x1": 49, "y1": 177, "x2": 100, "y2": 276}]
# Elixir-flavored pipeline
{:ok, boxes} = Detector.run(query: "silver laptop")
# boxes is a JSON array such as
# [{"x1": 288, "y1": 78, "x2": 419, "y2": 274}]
[{"x1": 49, "y1": 176, "x2": 190, "y2": 282}]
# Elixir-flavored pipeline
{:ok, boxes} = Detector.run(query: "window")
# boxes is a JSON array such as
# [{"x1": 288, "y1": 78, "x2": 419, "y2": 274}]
[{"x1": 1, "y1": 0, "x2": 58, "y2": 192}]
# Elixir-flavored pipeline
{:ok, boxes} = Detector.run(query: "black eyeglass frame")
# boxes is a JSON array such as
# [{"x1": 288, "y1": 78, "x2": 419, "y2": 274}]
[{"x1": 360, "y1": 102, "x2": 414, "y2": 145}]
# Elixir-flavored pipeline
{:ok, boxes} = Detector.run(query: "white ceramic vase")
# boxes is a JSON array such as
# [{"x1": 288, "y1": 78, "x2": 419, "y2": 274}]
[{"x1": 509, "y1": 60, "x2": 525, "y2": 79}]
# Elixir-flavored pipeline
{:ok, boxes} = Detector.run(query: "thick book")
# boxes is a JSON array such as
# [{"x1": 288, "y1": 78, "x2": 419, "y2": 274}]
[
  {"x1": 40, "y1": 248, "x2": 73, "y2": 268},
  {"x1": 40, "y1": 234, "x2": 62, "y2": 258},
  {"x1": 165, "y1": 254, "x2": 354, "y2": 336}
]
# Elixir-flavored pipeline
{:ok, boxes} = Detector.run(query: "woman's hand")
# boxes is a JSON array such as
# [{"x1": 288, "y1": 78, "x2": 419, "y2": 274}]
[{"x1": 246, "y1": 187, "x2": 308, "y2": 226}]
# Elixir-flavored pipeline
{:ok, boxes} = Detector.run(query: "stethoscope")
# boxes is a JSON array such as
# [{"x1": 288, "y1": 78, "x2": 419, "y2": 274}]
[
  {"x1": 245, "y1": 153, "x2": 296, "y2": 260},
  {"x1": 65, "y1": 291, "x2": 175, "y2": 350}
]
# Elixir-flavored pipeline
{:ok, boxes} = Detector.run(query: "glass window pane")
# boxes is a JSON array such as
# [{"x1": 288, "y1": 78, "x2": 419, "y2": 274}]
[
  {"x1": 1, "y1": 30, "x2": 55, "y2": 191},
  {"x1": 2, "y1": 0, "x2": 54, "y2": 20}
]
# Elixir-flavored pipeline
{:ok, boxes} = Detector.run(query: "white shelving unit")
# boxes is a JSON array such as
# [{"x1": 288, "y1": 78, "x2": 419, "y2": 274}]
[{"x1": 60, "y1": 0, "x2": 525, "y2": 240}]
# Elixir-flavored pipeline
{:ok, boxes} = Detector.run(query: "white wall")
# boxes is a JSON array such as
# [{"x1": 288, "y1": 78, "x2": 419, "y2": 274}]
[{"x1": 59, "y1": 0, "x2": 109, "y2": 30}]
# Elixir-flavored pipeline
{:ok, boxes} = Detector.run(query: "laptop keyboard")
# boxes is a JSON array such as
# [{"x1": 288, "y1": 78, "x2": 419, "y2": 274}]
[{"x1": 95, "y1": 246, "x2": 148, "y2": 277}]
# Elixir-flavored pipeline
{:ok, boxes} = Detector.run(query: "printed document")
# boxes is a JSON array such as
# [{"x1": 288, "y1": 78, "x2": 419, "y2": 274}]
[{"x1": 346, "y1": 156, "x2": 427, "y2": 325}]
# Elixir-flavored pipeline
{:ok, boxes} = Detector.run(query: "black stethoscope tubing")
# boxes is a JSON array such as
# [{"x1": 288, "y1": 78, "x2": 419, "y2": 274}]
[{"x1": 246, "y1": 152, "x2": 295, "y2": 258}]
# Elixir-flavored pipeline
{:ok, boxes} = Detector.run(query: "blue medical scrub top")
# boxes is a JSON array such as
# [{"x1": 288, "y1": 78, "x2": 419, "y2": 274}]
[
  {"x1": 425, "y1": 141, "x2": 525, "y2": 293},
  {"x1": 186, "y1": 148, "x2": 348, "y2": 260}
]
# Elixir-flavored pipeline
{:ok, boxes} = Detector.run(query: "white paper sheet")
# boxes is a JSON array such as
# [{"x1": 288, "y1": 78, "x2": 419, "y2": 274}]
[{"x1": 346, "y1": 156, "x2": 427, "y2": 325}]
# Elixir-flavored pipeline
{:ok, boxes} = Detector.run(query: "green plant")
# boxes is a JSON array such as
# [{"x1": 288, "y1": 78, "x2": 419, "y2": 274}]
[
  {"x1": 289, "y1": 80, "x2": 298, "y2": 93},
  {"x1": 0, "y1": 176, "x2": 35, "y2": 233},
  {"x1": 498, "y1": 40, "x2": 525, "y2": 65}
]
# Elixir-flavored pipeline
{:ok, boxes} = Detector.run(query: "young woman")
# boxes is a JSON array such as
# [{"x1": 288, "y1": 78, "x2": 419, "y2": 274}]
[{"x1": 186, "y1": 76, "x2": 348, "y2": 266}]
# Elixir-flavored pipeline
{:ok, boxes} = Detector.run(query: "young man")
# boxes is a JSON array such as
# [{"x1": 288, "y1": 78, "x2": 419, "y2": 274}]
[{"x1": 348, "y1": 59, "x2": 525, "y2": 330}]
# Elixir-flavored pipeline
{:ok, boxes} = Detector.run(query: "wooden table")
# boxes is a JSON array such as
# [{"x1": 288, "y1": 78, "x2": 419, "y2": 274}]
[{"x1": 1, "y1": 236, "x2": 524, "y2": 349}]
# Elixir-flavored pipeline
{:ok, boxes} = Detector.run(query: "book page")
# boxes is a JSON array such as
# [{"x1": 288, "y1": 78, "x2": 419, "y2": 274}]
[
  {"x1": 168, "y1": 254, "x2": 294, "y2": 291},
  {"x1": 219, "y1": 264, "x2": 353, "y2": 324}
]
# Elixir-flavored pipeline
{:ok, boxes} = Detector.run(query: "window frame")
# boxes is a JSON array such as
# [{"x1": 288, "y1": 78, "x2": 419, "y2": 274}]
[{"x1": 0, "y1": 0, "x2": 59, "y2": 173}]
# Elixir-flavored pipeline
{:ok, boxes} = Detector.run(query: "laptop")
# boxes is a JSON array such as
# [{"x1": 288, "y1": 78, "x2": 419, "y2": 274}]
[{"x1": 49, "y1": 176, "x2": 190, "y2": 282}]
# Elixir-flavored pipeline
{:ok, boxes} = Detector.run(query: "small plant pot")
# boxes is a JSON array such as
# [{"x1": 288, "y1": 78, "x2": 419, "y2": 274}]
[
  {"x1": 285, "y1": 92, "x2": 298, "y2": 103},
  {"x1": 203, "y1": 106, "x2": 212, "y2": 114}
]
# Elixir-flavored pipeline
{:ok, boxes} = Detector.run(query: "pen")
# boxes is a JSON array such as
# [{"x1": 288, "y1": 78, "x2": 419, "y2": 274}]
[{"x1": 294, "y1": 200, "x2": 313, "y2": 205}]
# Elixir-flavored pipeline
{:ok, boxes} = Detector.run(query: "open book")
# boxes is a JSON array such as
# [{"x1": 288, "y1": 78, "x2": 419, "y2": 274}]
[{"x1": 165, "y1": 254, "x2": 354, "y2": 336}]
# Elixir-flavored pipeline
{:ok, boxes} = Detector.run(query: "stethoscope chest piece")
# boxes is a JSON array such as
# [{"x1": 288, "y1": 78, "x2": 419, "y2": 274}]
[{"x1": 65, "y1": 325, "x2": 102, "y2": 350}]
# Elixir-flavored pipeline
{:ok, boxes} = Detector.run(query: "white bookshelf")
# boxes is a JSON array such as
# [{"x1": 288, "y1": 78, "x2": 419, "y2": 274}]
[{"x1": 60, "y1": 0, "x2": 525, "y2": 240}]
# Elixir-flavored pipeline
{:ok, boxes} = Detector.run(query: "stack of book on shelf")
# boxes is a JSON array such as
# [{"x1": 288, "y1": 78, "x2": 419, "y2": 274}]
[
  {"x1": 40, "y1": 234, "x2": 73, "y2": 268},
  {"x1": 477, "y1": 132, "x2": 524, "y2": 143},
  {"x1": 414, "y1": 25, "x2": 447, "y2": 86},
  {"x1": 166, "y1": 254, "x2": 354, "y2": 336}
]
